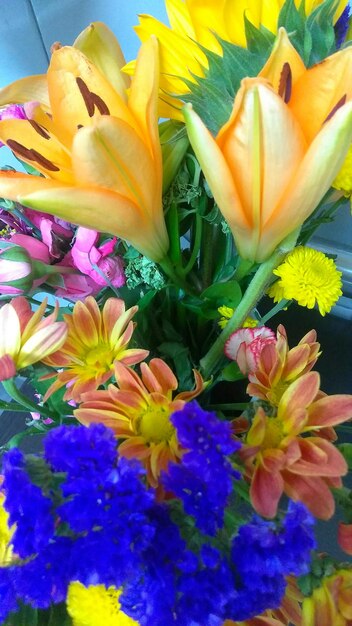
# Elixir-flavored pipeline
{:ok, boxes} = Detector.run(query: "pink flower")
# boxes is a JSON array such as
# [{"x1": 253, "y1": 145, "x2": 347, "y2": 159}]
[
  {"x1": 10, "y1": 234, "x2": 50, "y2": 264},
  {"x1": 24, "y1": 209, "x2": 73, "y2": 260},
  {"x1": 225, "y1": 326, "x2": 276, "y2": 375},
  {"x1": 54, "y1": 272, "x2": 101, "y2": 301},
  {"x1": 70, "y1": 227, "x2": 125, "y2": 288}
]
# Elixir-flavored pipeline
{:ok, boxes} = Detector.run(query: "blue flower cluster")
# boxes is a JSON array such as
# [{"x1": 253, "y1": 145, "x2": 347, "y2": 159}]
[
  {"x1": 335, "y1": 4, "x2": 351, "y2": 48},
  {"x1": 0, "y1": 424, "x2": 155, "y2": 621},
  {"x1": 0, "y1": 412, "x2": 316, "y2": 626},
  {"x1": 163, "y1": 401, "x2": 241, "y2": 534},
  {"x1": 228, "y1": 501, "x2": 316, "y2": 621}
]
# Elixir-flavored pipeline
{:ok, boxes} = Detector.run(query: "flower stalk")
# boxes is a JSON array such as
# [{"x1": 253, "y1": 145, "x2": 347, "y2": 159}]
[
  {"x1": 200, "y1": 230, "x2": 300, "y2": 379},
  {"x1": 1, "y1": 378, "x2": 54, "y2": 419}
]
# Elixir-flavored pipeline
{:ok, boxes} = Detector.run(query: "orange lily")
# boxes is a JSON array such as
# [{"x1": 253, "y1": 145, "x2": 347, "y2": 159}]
[
  {"x1": 0, "y1": 32, "x2": 169, "y2": 262},
  {"x1": 75, "y1": 358, "x2": 204, "y2": 487},
  {"x1": 183, "y1": 32, "x2": 352, "y2": 262},
  {"x1": 241, "y1": 370, "x2": 352, "y2": 519}
]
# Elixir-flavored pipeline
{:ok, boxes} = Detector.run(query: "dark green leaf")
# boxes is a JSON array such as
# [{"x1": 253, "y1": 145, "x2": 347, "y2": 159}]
[{"x1": 201, "y1": 280, "x2": 242, "y2": 307}]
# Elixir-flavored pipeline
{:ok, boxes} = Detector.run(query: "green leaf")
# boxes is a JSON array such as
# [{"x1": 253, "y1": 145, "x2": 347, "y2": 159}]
[
  {"x1": 338, "y1": 443, "x2": 352, "y2": 469},
  {"x1": 6, "y1": 604, "x2": 38, "y2": 626},
  {"x1": 201, "y1": 280, "x2": 242, "y2": 307},
  {"x1": 221, "y1": 361, "x2": 244, "y2": 382}
]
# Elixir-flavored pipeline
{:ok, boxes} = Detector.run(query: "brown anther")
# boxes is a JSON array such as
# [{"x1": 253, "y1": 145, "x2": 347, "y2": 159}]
[
  {"x1": 76, "y1": 77, "x2": 110, "y2": 117},
  {"x1": 278, "y1": 62, "x2": 292, "y2": 104},
  {"x1": 6, "y1": 139, "x2": 60, "y2": 172},
  {"x1": 76, "y1": 77, "x2": 96, "y2": 117},
  {"x1": 29, "y1": 120, "x2": 50, "y2": 140},
  {"x1": 324, "y1": 95, "x2": 347, "y2": 124}
]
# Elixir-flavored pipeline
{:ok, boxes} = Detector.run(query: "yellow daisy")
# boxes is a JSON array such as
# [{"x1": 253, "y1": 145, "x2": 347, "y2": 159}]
[
  {"x1": 268, "y1": 246, "x2": 343, "y2": 316},
  {"x1": 126, "y1": 0, "x2": 348, "y2": 118},
  {"x1": 67, "y1": 582, "x2": 139, "y2": 626}
]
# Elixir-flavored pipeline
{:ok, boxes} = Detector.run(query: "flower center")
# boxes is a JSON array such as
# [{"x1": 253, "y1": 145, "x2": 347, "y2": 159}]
[
  {"x1": 84, "y1": 344, "x2": 115, "y2": 372},
  {"x1": 261, "y1": 417, "x2": 283, "y2": 449},
  {"x1": 138, "y1": 403, "x2": 175, "y2": 444}
]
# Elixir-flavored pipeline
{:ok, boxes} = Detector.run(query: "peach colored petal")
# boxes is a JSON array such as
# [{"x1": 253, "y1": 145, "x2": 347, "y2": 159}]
[
  {"x1": 282, "y1": 472, "x2": 335, "y2": 519},
  {"x1": 338, "y1": 523, "x2": 352, "y2": 556},
  {"x1": 250, "y1": 464, "x2": 284, "y2": 518},
  {"x1": 306, "y1": 394, "x2": 352, "y2": 429}
]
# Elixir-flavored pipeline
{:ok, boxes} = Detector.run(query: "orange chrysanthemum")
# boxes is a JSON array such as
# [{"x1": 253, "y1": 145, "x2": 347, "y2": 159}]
[
  {"x1": 301, "y1": 568, "x2": 352, "y2": 626},
  {"x1": 240, "y1": 371, "x2": 352, "y2": 519},
  {"x1": 0, "y1": 296, "x2": 67, "y2": 380},
  {"x1": 224, "y1": 577, "x2": 303, "y2": 626},
  {"x1": 247, "y1": 324, "x2": 321, "y2": 406},
  {"x1": 43, "y1": 297, "x2": 148, "y2": 403},
  {"x1": 75, "y1": 358, "x2": 204, "y2": 487}
]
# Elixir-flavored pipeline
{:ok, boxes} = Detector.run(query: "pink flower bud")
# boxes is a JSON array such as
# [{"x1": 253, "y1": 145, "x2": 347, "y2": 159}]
[{"x1": 225, "y1": 326, "x2": 276, "y2": 375}]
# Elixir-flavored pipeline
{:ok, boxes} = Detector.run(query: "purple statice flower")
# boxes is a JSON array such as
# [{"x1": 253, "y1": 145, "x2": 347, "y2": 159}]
[
  {"x1": 44, "y1": 422, "x2": 119, "y2": 478},
  {"x1": 2, "y1": 449, "x2": 55, "y2": 559},
  {"x1": 162, "y1": 401, "x2": 241, "y2": 535},
  {"x1": 334, "y1": 4, "x2": 351, "y2": 48},
  {"x1": 227, "y1": 501, "x2": 316, "y2": 621}
]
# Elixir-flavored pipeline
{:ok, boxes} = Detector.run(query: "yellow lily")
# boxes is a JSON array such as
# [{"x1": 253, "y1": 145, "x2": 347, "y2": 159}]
[
  {"x1": 184, "y1": 47, "x2": 352, "y2": 261},
  {"x1": 0, "y1": 33, "x2": 169, "y2": 262},
  {"x1": 125, "y1": 0, "x2": 348, "y2": 118}
]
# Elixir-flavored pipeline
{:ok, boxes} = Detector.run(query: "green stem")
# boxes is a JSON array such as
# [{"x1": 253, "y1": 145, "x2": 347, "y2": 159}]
[
  {"x1": 201, "y1": 221, "x2": 218, "y2": 289},
  {"x1": 200, "y1": 231, "x2": 299, "y2": 379},
  {"x1": 181, "y1": 212, "x2": 202, "y2": 276},
  {"x1": 260, "y1": 299, "x2": 290, "y2": 324},
  {"x1": 2, "y1": 378, "x2": 54, "y2": 419},
  {"x1": 158, "y1": 255, "x2": 197, "y2": 296},
  {"x1": 166, "y1": 199, "x2": 182, "y2": 265}
]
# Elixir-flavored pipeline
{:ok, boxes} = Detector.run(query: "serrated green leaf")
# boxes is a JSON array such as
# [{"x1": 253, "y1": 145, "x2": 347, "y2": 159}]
[
  {"x1": 244, "y1": 16, "x2": 276, "y2": 55},
  {"x1": 182, "y1": 36, "x2": 271, "y2": 134}
]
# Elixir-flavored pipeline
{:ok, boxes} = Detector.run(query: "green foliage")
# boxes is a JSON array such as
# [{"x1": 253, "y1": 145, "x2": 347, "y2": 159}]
[
  {"x1": 298, "y1": 554, "x2": 337, "y2": 596},
  {"x1": 339, "y1": 442, "x2": 352, "y2": 470}
]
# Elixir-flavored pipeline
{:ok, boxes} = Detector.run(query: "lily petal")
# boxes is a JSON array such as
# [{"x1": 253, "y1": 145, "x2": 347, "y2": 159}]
[
  {"x1": 0, "y1": 74, "x2": 49, "y2": 109},
  {"x1": 73, "y1": 21, "x2": 130, "y2": 98},
  {"x1": 258, "y1": 101, "x2": 352, "y2": 261},
  {"x1": 289, "y1": 47, "x2": 352, "y2": 142}
]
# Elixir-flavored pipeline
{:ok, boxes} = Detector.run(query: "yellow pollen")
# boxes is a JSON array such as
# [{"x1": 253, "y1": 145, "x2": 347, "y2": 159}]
[
  {"x1": 138, "y1": 404, "x2": 175, "y2": 444},
  {"x1": 84, "y1": 344, "x2": 115, "y2": 370}
]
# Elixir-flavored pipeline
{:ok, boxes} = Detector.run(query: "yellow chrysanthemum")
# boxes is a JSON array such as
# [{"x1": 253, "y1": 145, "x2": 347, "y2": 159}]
[
  {"x1": 333, "y1": 144, "x2": 352, "y2": 203},
  {"x1": 268, "y1": 246, "x2": 343, "y2": 316},
  {"x1": 0, "y1": 493, "x2": 13, "y2": 565},
  {"x1": 218, "y1": 306, "x2": 258, "y2": 329},
  {"x1": 67, "y1": 582, "x2": 139, "y2": 626}
]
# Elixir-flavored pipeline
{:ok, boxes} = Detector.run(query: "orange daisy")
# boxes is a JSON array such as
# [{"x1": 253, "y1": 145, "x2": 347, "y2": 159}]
[
  {"x1": 301, "y1": 568, "x2": 352, "y2": 626},
  {"x1": 43, "y1": 296, "x2": 148, "y2": 403},
  {"x1": 75, "y1": 358, "x2": 204, "y2": 487},
  {"x1": 247, "y1": 324, "x2": 321, "y2": 406},
  {"x1": 240, "y1": 371, "x2": 352, "y2": 519}
]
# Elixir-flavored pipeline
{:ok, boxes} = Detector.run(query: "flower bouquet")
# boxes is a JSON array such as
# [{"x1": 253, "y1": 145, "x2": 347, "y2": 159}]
[{"x1": 0, "y1": 1, "x2": 351, "y2": 624}]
